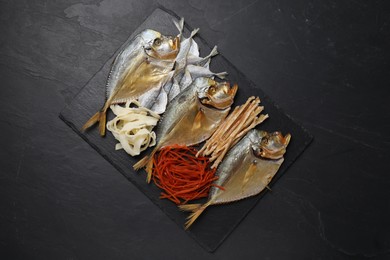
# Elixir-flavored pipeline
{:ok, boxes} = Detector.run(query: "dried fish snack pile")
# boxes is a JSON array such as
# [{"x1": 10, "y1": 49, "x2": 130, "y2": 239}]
[{"x1": 80, "y1": 16, "x2": 293, "y2": 231}]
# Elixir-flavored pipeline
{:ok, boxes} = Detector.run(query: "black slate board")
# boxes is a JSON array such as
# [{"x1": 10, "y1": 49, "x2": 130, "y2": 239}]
[{"x1": 60, "y1": 7, "x2": 312, "y2": 252}]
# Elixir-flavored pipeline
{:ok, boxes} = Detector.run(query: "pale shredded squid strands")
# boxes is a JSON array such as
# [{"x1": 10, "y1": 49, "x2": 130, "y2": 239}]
[
  {"x1": 198, "y1": 96, "x2": 269, "y2": 168},
  {"x1": 107, "y1": 100, "x2": 160, "y2": 156}
]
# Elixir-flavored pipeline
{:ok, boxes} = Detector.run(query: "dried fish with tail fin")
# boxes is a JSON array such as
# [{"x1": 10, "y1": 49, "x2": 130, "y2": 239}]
[
  {"x1": 179, "y1": 130, "x2": 291, "y2": 229},
  {"x1": 133, "y1": 77, "x2": 238, "y2": 183},
  {"x1": 82, "y1": 29, "x2": 180, "y2": 136}
]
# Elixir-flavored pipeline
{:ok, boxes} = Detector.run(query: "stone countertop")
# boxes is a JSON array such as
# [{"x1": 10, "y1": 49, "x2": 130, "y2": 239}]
[{"x1": 1, "y1": 1, "x2": 389, "y2": 259}]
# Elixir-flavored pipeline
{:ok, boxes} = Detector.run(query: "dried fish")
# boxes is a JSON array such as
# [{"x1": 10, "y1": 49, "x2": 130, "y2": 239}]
[
  {"x1": 180, "y1": 130, "x2": 291, "y2": 229},
  {"x1": 82, "y1": 29, "x2": 180, "y2": 136}
]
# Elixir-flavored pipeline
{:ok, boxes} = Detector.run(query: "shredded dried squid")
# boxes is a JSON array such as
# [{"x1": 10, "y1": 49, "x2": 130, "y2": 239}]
[
  {"x1": 106, "y1": 101, "x2": 160, "y2": 156},
  {"x1": 197, "y1": 96, "x2": 269, "y2": 168}
]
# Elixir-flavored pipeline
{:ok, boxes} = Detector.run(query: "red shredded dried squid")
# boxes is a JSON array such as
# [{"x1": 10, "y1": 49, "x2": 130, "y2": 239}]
[{"x1": 151, "y1": 145, "x2": 221, "y2": 205}]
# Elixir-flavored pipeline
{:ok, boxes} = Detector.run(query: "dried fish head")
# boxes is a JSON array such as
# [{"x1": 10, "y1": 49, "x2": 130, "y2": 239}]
[
  {"x1": 252, "y1": 131, "x2": 291, "y2": 160},
  {"x1": 201, "y1": 80, "x2": 238, "y2": 109},
  {"x1": 144, "y1": 33, "x2": 180, "y2": 60},
  {"x1": 139, "y1": 29, "x2": 162, "y2": 44}
]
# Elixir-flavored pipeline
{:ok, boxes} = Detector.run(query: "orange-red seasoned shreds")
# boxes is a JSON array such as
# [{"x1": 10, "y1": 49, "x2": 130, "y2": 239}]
[{"x1": 151, "y1": 144, "x2": 221, "y2": 205}]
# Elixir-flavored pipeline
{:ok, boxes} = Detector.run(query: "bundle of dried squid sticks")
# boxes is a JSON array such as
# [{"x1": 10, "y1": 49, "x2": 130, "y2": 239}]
[{"x1": 197, "y1": 96, "x2": 269, "y2": 168}]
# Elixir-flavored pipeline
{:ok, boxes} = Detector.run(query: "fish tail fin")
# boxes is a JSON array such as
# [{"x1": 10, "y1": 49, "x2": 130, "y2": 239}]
[
  {"x1": 215, "y1": 71, "x2": 228, "y2": 79},
  {"x1": 133, "y1": 148, "x2": 157, "y2": 183},
  {"x1": 179, "y1": 201, "x2": 212, "y2": 229},
  {"x1": 173, "y1": 17, "x2": 184, "y2": 34},
  {"x1": 81, "y1": 111, "x2": 101, "y2": 132},
  {"x1": 145, "y1": 156, "x2": 155, "y2": 183},
  {"x1": 98, "y1": 111, "x2": 107, "y2": 136},
  {"x1": 133, "y1": 155, "x2": 149, "y2": 171},
  {"x1": 190, "y1": 28, "x2": 200, "y2": 38},
  {"x1": 81, "y1": 104, "x2": 108, "y2": 136},
  {"x1": 209, "y1": 45, "x2": 218, "y2": 57}
]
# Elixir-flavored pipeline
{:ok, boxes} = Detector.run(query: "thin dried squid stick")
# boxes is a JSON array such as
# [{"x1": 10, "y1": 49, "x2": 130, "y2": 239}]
[
  {"x1": 198, "y1": 97, "x2": 254, "y2": 156},
  {"x1": 198, "y1": 96, "x2": 268, "y2": 168}
]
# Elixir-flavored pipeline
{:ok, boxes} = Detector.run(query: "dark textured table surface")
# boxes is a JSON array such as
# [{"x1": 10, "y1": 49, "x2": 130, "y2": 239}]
[{"x1": 1, "y1": 0, "x2": 389, "y2": 259}]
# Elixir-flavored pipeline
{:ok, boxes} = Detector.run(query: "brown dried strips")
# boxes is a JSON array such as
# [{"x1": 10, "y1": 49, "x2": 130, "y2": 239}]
[{"x1": 197, "y1": 96, "x2": 268, "y2": 168}]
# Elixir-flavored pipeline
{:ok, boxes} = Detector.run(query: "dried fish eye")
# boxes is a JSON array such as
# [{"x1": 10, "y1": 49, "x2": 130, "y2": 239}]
[{"x1": 153, "y1": 38, "x2": 162, "y2": 46}]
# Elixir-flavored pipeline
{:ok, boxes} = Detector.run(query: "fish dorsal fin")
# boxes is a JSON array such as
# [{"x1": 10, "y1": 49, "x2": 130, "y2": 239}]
[
  {"x1": 188, "y1": 38, "x2": 200, "y2": 58},
  {"x1": 173, "y1": 17, "x2": 185, "y2": 39}
]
